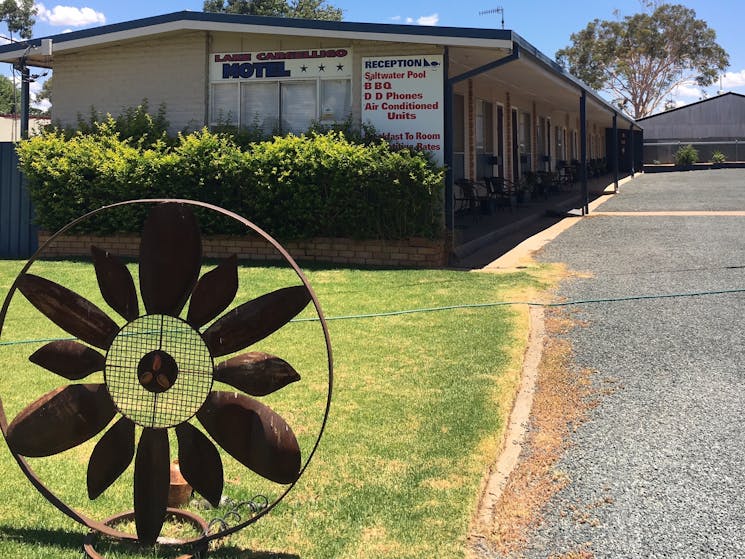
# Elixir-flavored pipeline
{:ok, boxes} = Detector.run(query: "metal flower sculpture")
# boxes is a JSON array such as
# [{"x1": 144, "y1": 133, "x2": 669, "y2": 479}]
[{"x1": 5, "y1": 203, "x2": 314, "y2": 545}]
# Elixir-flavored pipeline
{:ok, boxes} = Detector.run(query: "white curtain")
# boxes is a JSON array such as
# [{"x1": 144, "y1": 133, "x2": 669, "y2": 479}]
[
  {"x1": 281, "y1": 81, "x2": 317, "y2": 133},
  {"x1": 319, "y1": 80, "x2": 351, "y2": 123},
  {"x1": 241, "y1": 82, "x2": 280, "y2": 132}
]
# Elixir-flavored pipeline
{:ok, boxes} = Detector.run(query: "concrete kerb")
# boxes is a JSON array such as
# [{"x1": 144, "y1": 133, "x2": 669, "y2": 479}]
[
  {"x1": 473, "y1": 305, "x2": 545, "y2": 531},
  {"x1": 470, "y1": 172, "x2": 636, "y2": 533}
]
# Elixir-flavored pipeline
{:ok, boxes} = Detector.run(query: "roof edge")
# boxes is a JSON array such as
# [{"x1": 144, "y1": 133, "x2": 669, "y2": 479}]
[
  {"x1": 637, "y1": 91, "x2": 745, "y2": 121},
  {"x1": 0, "y1": 9, "x2": 513, "y2": 58}
]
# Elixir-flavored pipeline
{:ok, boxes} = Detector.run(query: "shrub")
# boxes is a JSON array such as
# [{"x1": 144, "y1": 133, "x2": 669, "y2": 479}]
[
  {"x1": 58, "y1": 99, "x2": 172, "y2": 149},
  {"x1": 17, "y1": 128, "x2": 444, "y2": 240},
  {"x1": 674, "y1": 144, "x2": 699, "y2": 166},
  {"x1": 711, "y1": 150, "x2": 726, "y2": 163}
]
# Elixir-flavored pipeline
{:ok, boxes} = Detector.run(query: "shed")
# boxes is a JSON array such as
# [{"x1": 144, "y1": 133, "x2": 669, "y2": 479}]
[{"x1": 638, "y1": 92, "x2": 745, "y2": 163}]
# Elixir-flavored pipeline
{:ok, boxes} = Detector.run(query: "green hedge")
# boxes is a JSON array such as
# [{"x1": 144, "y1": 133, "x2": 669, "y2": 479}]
[{"x1": 16, "y1": 125, "x2": 444, "y2": 240}]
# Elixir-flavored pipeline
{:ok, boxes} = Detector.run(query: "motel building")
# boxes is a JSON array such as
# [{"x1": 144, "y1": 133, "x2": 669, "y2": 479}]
[{"x1": 0, "y1": 11, "x2": 640, "y2": 260}]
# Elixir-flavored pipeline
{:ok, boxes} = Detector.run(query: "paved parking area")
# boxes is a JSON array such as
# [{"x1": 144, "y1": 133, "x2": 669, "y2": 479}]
[{"x1": 522, "y1": 169, "x2": 745, "y2": 558}]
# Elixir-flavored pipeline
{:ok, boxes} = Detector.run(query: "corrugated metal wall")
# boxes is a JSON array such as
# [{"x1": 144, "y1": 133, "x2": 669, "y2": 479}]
[{"x1": 0, "y1": 142, "x2": 37, "y2": 258}]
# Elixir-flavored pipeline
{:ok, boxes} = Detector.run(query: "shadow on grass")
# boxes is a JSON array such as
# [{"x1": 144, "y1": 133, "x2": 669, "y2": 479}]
[
  {"x1": 208, "y1": 546, "x2": 299, "y2": 559},
  {"x1": 0, "y1": 524, "x2": 82, "y2": 551},
  {"x1": 0, "y1": 526, "x2": 299, "y2": 558}
]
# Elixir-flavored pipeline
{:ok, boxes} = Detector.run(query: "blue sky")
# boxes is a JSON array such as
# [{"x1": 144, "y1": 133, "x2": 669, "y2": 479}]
[{"x1": 7, "y1": 0, "x2": 745, "y2": 113}]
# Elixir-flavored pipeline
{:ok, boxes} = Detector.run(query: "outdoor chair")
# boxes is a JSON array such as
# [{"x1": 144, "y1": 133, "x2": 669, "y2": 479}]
[
  {"x1": 454, "y1": 178, "x2": 490, "y2": 220},
  {"x1": 486, "y1": 176, "x2": 518, "y2": 212},
  {"x1": 481, "y1": 176, "x2": 513, "y2": 212}
]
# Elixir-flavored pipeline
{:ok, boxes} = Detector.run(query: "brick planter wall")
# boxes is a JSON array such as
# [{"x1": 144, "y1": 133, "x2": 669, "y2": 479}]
[{"x1": 37, "y1": 232, "x2": 450, "y2": 268}]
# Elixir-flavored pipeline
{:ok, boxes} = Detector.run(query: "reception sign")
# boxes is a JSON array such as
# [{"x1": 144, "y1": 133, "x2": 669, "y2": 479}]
[{"x1": 361, "y1": 55, "x2": 444, "y2": 164}]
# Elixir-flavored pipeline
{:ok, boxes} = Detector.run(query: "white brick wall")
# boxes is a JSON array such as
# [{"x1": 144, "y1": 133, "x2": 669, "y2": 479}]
[{"x1": 52, "y1": 32, "x2": 209, "y2": 133}]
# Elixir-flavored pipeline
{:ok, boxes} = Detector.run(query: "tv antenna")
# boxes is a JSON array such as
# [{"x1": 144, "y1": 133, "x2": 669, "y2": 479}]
[{"x1": 479, "y1": 7, "x2": 505, "y2": 29}]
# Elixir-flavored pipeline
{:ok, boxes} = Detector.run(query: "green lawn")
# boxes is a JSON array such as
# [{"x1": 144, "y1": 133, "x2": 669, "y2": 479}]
[{"x1": 0, "y1": 258, "x2": 548, "y2": 559}]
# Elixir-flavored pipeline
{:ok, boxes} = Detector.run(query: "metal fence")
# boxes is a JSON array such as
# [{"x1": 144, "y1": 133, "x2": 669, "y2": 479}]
[
  {"x1": 644, "y1": 140, "x2": 745, "y2": 164},
  {"x1": 0, "y1": 142, "x2": 37, "y2": 258}
]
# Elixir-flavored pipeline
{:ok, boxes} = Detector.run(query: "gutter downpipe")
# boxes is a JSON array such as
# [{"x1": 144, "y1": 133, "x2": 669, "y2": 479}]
[
  {"x1": 612, "y1": 112, "x2": 619, "y2": 193},
  {"x1": 444, "y1": 43, "x2": 520, "y2": 237},
  {"x1": 580, "y1": 90, "x2": 588, "y2": 215}
]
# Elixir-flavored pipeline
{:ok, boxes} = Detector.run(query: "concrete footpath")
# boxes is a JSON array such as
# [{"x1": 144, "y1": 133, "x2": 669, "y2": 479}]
[{"x1": 503, "y1": 168, "x2": 745, "y2": 558}]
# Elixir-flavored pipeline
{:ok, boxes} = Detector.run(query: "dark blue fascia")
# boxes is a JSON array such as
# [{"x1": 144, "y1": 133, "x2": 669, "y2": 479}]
[{"x1": 0, "y1": 10, "x2": 513, "y2": 54}]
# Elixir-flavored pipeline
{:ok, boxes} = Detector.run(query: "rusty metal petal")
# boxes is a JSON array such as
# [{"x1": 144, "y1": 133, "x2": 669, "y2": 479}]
[
  {"x1": 214, "y1": 352, "x2": 300, "y2": 396},
  {"x1": 87, "y1": 417, "x2": 135, "y2": 500},
  {"x1": 175, "y1": 423, "x2": 223, "y2": 507},
  {"x1": 29, "y1": 340, "x2": 105, "y2": 380},
  {"x1": 139, "y1": 203, "x2": 202, "y2": 317},
  {"x1": 6, "y1": 384, "x2": 116, "y2": 457},
  {"x1": 17, "y1": 274, "x2": 119, "y2": 350},
  {"x1": 197, "y1": 391, "x2": 300, "y2": 484},
  {"x1": 134, "y1": 428, "x2": 169, "y2": 545},
  {"x1": 91, "y1": 245, "x2": 139, "y2": 322},
  {"x1": 203, "y1": 286, "x2": 310, "y2": 357},
  {"x1": 187, "y1": 254, "x2": 238, "y2": 329}
]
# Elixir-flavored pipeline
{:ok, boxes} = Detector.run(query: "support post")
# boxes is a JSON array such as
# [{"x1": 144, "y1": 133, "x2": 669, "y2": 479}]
[
  {"x1": 443, "y1": 48, "x2": 454, "y2": 235},
  {"x1": 20, "y1": 65, "x2": 29, "y2": 139},
  {"x1": 580, "y1": 91, "x2": 588, "y2": 215},
  {"x1": 629, "y1": 123, "x2": 635, "y2": 177},
  {"x1": 612, "y1": 112, "x2": 619, "y2": 193},
  {"x1": 14, "y1": 60, "x2": 30, "y2": 140}
]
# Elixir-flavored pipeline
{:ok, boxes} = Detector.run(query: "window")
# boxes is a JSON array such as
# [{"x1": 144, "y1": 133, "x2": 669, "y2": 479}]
[
  {"x1": 519, "y1": 111, "x2": 532, "y2": 174},
  {"x1": 475, "y1": 99, "x2": 493, "y2": 154},
  {"x1": 281, "y1": 82, "x2": 317, "y2": 133},
  {"x1": 537, "y1": 117, "x2": 546, "y2": 157},
  {"x1": 212, "y1": 80, "x2": 351, "y2": 134},
  {"x1": 476, "y1": 99, "x2": 494, "y2": 179},
  {"x1": 555, "y1": 126, "x2": 565, "y2": 161},
  {"x1": 211, "y1": 83, "x2": 239, "y2": 124},
  {"x1": 320, "y1": 80, "x2": 352, "y2": 123},
  {"x1": 241, "y1": 82, "x2": 279, "y2": 131}
]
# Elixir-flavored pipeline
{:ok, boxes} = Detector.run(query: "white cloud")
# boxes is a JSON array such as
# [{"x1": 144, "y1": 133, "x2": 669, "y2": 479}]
[
  {"x1": 671, "y1": 82, "x2": 702, "y2": 100},
  {"x1": 403, "y1": 13, "x2": 439, "y2": 26},
  {"x1": 389, "y1": 15, "x2": 401, "y2": 21},
  {"x1": 415, "y1": 13, "x2": 439, "y2": 26},
  {"x1": 35, "y1": 3, "x2": 105, "y2": 27},
  {"x1": 721, "y1": 70, "x2": 745, "y2": 89}
]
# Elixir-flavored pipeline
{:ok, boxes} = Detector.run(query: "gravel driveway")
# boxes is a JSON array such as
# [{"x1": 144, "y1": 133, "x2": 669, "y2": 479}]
[{"x1": 524, "y1": 169, "x2": 745, "y2": 558}]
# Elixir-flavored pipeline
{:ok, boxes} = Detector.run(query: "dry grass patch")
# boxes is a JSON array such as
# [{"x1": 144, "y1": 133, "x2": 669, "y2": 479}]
[{"x1": 477, "y1": 308, "x2": 597, "y2": 556}]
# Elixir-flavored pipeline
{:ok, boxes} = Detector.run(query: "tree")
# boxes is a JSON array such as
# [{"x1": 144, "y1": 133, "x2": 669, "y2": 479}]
[
  {"x1": 0, "y1": 0, "x2": 36, "y2": 39},
  {"x1": 555, "y1": 2, "x2": 729, "y2": 118},
  {"x1": 0, "y1": 74, "x2": 20, "y2": 113},
  {"x1": 35, "y1": 75, "x2": 51, "y2": 103},
  {"x1": 203, "y1": 0, "x2": 342, "y2": 21}
]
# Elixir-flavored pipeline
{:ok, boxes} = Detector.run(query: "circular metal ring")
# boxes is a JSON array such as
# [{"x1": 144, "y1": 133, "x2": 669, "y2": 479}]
[
  {"x1": 83, "y1": 508, "x2": 209, "y2": 558},
  {"x1": 0, "y1": 198, "x2": 334, "y2": 546}
]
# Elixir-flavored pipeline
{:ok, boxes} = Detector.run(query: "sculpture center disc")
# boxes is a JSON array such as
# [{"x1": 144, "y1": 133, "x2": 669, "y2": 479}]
[
  {"x1": 105, "y1": 314, "x2": 213, "y2": 428},
  {"x1": 137, "y1": 349, "x2": 178, "y2": 393}
]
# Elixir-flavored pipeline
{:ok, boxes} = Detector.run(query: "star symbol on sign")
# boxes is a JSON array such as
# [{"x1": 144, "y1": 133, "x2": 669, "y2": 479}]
[
  {"x1": 336, "y1": 64, "x2": 344, "y2": 71},
  {"x1": 318, "y1": 64, "x2": 326, "y2": 72},
  {"x1": 300, "y1": 65, "x2": 308, "y2": 72}
]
